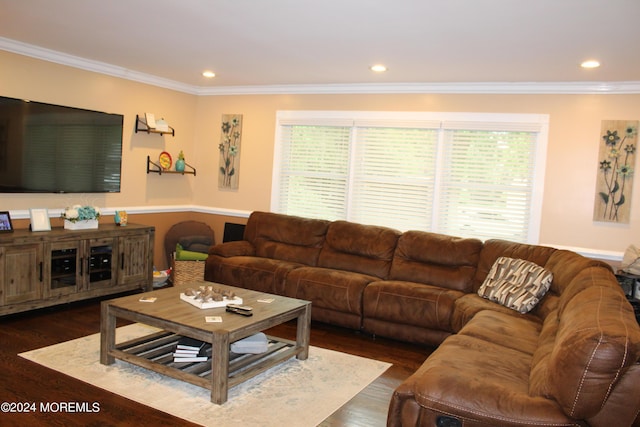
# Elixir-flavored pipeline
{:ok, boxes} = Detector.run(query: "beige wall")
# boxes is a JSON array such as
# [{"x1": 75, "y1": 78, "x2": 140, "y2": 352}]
[
  {"x1": 2, "y1": 50, "x2": 639, "y2": 258},
  {"x1": 194, "y1": 93, "x2": 640, "y2": 255},
  {"x1": 0, "y1": 50, "x2": 198, "y2": 211}
]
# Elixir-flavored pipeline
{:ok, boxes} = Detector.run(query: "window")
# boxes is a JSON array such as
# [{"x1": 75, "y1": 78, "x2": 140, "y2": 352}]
[{"x1": 272, "y1": 111, "x2": 548, "y2": 243}]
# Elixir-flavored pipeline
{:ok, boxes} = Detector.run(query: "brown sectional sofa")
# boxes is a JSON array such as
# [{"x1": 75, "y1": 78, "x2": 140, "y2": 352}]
[{"x1": 204, "y1": 211, "x2": 640, "y2": 426}]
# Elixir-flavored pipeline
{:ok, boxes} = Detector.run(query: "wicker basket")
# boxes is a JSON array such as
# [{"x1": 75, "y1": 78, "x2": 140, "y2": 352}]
[{"x1": 172, "y1": 259, "x2": 205, "y2": 287}]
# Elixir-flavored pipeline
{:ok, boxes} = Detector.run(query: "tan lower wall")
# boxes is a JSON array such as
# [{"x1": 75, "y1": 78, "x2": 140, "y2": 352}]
[{"x1": 129, "y1": 211, "x2": 248, "y2": 270}]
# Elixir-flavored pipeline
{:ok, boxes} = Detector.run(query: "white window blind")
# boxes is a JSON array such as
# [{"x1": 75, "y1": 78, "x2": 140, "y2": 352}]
[
  {"x1": 276, "y1": 124, "x2": 351, "y2": 220},
  {"x1": 351, "y1": 125, "x2": 438, "y2": 231},
  {"x1": 437, "y1": 129, "x2": 538, "y2": 242},
  {"x1": 272, "y1": 111, "x2": 548, "y2": 243}
]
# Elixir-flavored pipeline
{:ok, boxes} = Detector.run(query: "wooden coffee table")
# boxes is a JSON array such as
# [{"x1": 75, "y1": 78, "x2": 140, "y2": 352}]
[{"x1": 100, "y1": 281, "x2": 311, "y2": 404}]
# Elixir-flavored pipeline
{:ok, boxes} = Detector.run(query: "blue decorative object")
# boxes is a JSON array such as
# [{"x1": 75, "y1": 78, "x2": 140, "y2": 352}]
[{"x1": 175, "y1": 150, "x2": 186, "y2": 172}]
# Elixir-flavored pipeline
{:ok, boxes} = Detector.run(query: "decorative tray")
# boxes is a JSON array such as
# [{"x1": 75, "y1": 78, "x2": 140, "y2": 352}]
[{"x1": 180, "y1": 293, "x2": 243, "y2": 309}]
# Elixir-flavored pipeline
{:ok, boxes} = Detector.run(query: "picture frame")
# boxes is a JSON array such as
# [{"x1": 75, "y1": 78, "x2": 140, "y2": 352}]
[
  {"x1": 0, "y1": 211, "x2": 13, "y2": 232},
  {"x1": 29, "y1": 208, "x2": 51, "y2": 232}
]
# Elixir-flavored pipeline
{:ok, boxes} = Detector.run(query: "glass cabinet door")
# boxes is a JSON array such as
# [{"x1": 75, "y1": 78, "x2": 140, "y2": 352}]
[
  {"x1": 87, "y1": 237, "x2": 117, "y2": 289},
  {"x1": 46, "y1": 237, "x2": 117, "y2": 295}
]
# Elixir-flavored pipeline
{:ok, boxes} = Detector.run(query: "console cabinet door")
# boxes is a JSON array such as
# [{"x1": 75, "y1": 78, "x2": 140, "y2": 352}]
[
  {"x1": 118, "y1": 233, "x2": 151, "y2": 288},
  {"x1": 0, "y1": 243, "x2": 44, "y2": 305},
  {"x1": 46, "y1": 240, "x2": 82, "y2": 297},
  {"x1": 87, "y1": 237, "x2": 118, "y2": 290}
]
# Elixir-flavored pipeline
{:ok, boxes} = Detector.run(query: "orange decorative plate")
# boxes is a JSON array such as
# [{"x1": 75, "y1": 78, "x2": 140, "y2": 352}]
[{"x1": 159, "y1": 151, "x2": 172, "y2": 170}]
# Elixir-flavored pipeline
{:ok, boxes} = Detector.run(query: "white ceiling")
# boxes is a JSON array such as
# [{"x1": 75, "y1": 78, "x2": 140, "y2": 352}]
[{"x1": 1, "y1": 0, "x2": 639, "y2": 93}]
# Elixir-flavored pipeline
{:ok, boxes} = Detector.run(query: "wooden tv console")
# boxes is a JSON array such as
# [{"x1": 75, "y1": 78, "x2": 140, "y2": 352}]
[{"x1": 0, "y1": 223, "x2": 154, "y2": 316}]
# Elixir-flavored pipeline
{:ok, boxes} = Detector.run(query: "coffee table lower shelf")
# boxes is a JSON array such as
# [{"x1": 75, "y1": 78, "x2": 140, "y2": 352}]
[{"x1": 110, "y1": 330, "x2": 301, "y2": 391}]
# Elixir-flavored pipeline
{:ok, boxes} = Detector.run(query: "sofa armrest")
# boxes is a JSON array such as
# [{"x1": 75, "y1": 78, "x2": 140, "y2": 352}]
[{"x1": 208, "y1": 241, "x2": 256, "y2": 257}]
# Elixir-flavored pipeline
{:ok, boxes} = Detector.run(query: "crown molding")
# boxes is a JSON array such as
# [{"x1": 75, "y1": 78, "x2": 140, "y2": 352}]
[
  {"x1": 195, "y1": 81, "x2": 640, "y2": 96},
  {"x1": 0, "y1": 37, "x2": 200, "y2": 95},
  {"x1": 3, "y1": 37, "x2": 640, "y2": 96}
]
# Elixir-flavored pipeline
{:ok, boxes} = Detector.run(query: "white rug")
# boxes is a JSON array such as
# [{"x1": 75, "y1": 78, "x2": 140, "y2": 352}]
[{"x1": 19, "y1": 323, "x2": 391, "y2": 427}]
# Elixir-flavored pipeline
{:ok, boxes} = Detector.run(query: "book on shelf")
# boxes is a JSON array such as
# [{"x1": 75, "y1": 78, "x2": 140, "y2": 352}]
[
  {"x1": 173, "y1": 336, "x2": 210, "y2": 362},
  {"x1": 176, "y1": 336, "x2": 205, "y2": 351},
  {"x1": 173, "y1": 354, "x2": 208, "y2": 363},
  {"x1": 173, "y1": 349, "x2": 200, "y2": 356},
  {"x1": 144, "y1": 112, "x2": 156, "y2": 129}
]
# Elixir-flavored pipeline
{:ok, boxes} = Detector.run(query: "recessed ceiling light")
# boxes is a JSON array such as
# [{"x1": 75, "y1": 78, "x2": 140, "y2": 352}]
[
  {"x1": 202, "y1": 70, "x2": 216, "y2": 78},
  {"x1": 370, "y1": 64, "x2": 387, "y2": 73},
  {"x1": 580, "y1": 60, "x2": 600, "y2": 69}
]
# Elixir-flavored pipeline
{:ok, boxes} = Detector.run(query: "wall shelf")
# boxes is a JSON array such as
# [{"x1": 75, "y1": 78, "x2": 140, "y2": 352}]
[
  {"x1": 135, "y1": 114, "x2": 175, "y2": 136},
  {"x1": 147, "y1": 156, "x2": 196, "y2": 176}
]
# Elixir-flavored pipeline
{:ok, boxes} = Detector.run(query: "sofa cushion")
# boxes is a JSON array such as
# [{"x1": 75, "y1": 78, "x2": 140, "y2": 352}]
[
  {"x1": 284, "y1": 266, "x2": 378, "y2": 329},
  {"x1": 362, "y1": 281, "x2": 464, "y2": 334},
  {"x1": 555, "y1": 266, "x2": 620, "y2": 317},
  {"x1": 529, "y1": 309, "x2": 560, "y2": 398},
  {"x1": 389, "y1": 230, "x2": 481, "y2": 292},
  {"x1": 205, "y1": 255, "x2": 303, "y2": 295},
  {"x1": 458, "y1": 309, "x2": 542, "y2": 355},
  {"x1": 478, "y1": 257, "x2": 553, "y2": 314},
  {"x1": 244, "y1": 211, "x2": 330, "y2": 266},
  {"x1": 543, "y1": 249, "x2": 613, "y2": 296},
  {"x1": 450, "y1": 293, "x2": 529, "y2": 332},
  {"x1": 317, "y1": 221, "x2": 400, "y2": 278},
  {"x1": 208, "y1": 240, "x2": 255, "y2": 257}
]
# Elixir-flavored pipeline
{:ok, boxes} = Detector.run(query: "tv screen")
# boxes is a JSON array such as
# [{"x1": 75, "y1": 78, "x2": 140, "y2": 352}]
[{"x1": 0, "y1": 95, "x2": 123, "y2": 193}]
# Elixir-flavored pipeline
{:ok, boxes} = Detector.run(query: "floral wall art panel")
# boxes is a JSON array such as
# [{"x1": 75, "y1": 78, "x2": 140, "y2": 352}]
[
  {"x1": 219, "y1": 114, "x2": 242, "y2": 189},
  {"x1": 593, "y1": 120, "x2": 638, "y2": 223}
]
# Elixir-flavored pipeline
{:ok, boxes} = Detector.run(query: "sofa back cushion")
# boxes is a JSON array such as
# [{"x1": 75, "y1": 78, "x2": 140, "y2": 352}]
[
  {"x1": 555, "y1": 266, "x2": 620, "y2": 317},
  {"x1": 244, "y1": 211, "x2": 330, "y2": 266},
  {"x1": 543, "y1": 249, "x2": 614, "y2": 296},
  {"x1": 389, "y1": 230, "x2": 482, "y2": 292},
  {"x1": 473, "y1": 239, "x2": 556, "y2": 292},
  {"x1": 317, "y1": 221, "x2": 400, "y2": 278}
]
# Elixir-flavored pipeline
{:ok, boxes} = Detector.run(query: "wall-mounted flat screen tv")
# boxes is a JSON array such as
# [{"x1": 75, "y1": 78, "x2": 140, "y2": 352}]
[{"x1": 0, "y1": 95, "x2": 123, "y2": 193}]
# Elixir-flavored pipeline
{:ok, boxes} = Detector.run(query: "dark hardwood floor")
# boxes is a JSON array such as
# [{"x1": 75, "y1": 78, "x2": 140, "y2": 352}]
[{"x1": 0, "y1": 295, "x2": 433, "y2": 427}]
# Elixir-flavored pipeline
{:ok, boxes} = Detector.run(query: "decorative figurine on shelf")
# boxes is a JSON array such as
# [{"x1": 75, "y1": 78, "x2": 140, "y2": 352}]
[
  {"x1": 175, "y1": 150, "x2": 186, "y2": 172},
  {"x1": 114, "y1": 210, "x2": 128, "y2": 226}
]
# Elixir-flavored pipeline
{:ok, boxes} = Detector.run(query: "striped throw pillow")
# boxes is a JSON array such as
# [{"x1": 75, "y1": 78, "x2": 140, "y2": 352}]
[{"x1": 478, "y1": 257, "x2": 553, "y2": 314}]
